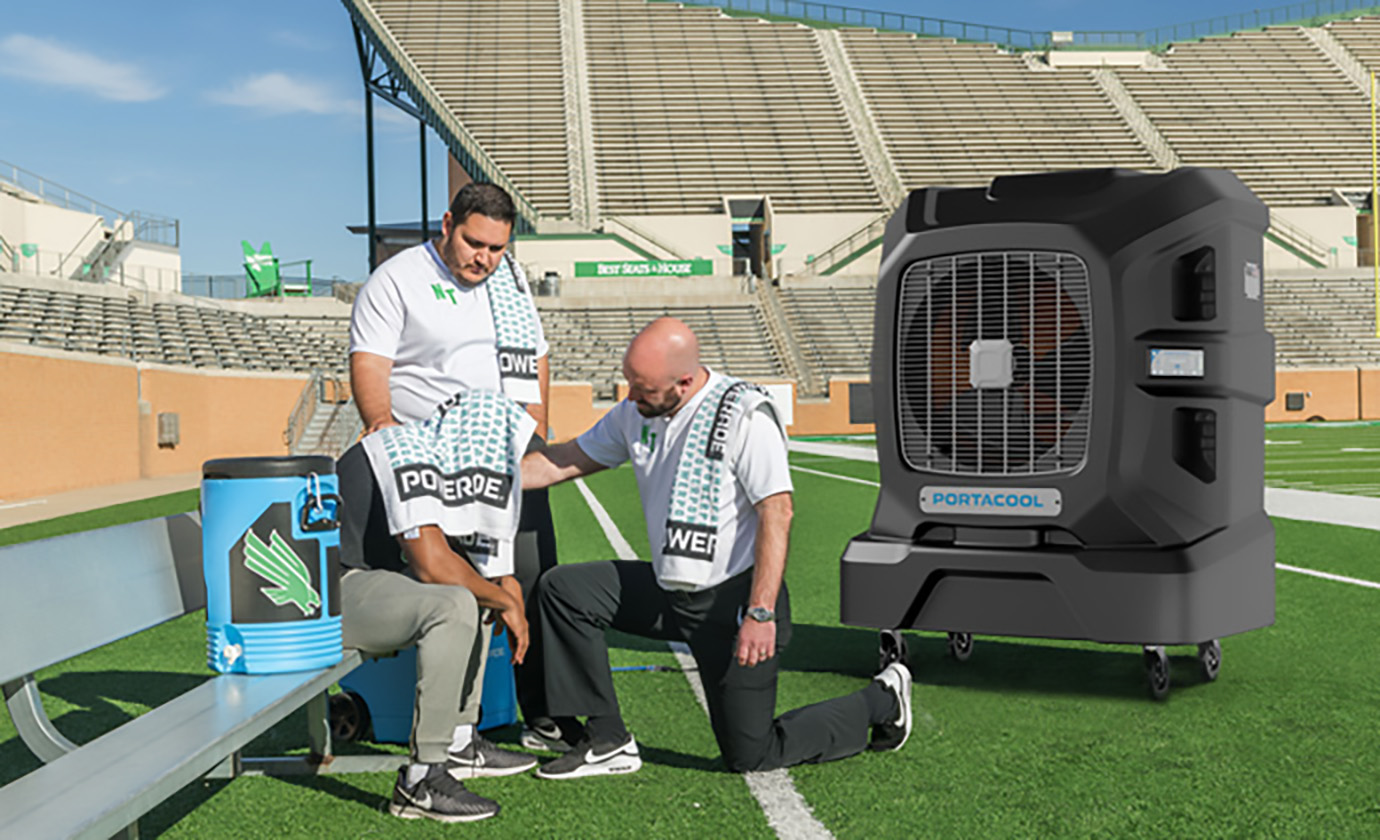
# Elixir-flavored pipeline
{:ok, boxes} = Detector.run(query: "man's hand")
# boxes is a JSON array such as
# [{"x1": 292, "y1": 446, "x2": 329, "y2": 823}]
[
  {"x1": 735, "y1": 617, "x2": 776, "y2": 668},
  {"x1": 488, "y1": 576, "x2": 528, "y2": 663},
  {"x1": 365, "y1": 417, "x2": 401, "y2": 435}
]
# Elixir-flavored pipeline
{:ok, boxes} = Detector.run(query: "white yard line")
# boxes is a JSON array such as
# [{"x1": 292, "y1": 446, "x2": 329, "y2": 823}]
[
  {"x1": 572, "y1": 478, "x2": 835, "y2": 840},
  {"x1": 788, "y1": 446, "x2": 1380, "y2": 590}
]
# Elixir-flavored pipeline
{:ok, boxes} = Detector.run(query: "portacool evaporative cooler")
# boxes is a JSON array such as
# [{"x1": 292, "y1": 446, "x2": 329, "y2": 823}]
[{"x1": 840, "y1": 168, "x2": 1276, "y2": 698}]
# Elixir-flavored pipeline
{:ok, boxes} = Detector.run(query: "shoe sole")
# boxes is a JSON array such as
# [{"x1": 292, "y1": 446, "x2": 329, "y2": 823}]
[
  {"x1": 448, "y1": 758, "x2": 539, "y2": 779},
  {"x1": 535, "y1": 754, "x2": 643, "y2": 780},
  {"x1": 888, "y1": 663, "x2": 913, "y2": 752},
  {"x1": 389, "y1": 802, "x2": 497, "y2": 823}
]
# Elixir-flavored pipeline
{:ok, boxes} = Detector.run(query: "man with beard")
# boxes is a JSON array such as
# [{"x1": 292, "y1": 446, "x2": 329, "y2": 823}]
[{"x1": 516, "y1": 317, "x2": 914, "y2": 778}]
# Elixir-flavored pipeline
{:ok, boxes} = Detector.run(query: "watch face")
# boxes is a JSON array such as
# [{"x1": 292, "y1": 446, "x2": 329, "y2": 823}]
[{"x1": 747, "y1": 606, "x2": 774, "y2": 623}]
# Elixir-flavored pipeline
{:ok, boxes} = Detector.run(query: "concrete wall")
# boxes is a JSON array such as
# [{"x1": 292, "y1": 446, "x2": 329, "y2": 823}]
[
  {"x1": 1266, "y1": 367, "x2": 1380, "y2": 422},
  {"x1": 0, "y1": 344, "x2": 306, "y2": 501},
  {"x1": 115, "y1": 242, "x2": 182, "y2": 293},
  {"x1": 615, "y1": 214, "x2": 730, "y2": 274},
  {"x1": 512, "y1": 235, "x2": 649, "y2": 281},
  {"x1": 1269, "y1": 206, "x2": 1356, "y2": 270},
  {"x1": 773, "y1": 211, "x2": 881, "y2": 277},
  {"x1": 0, "y1": 191, "x2": 105, "y2": 278}
]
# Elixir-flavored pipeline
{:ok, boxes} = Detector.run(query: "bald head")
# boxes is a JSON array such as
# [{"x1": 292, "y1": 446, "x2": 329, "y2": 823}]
[{"x1": 622, "y1": 317, "x2": 704, "y2": 417}]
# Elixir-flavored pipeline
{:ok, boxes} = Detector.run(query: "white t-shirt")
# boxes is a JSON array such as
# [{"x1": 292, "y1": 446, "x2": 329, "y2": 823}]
[
  {"x1": 349, "y1": 241, "x2": 549, "y2": 424},
  {"x1": 576, "y1": 370, "x2": 793, "y2": 591}
]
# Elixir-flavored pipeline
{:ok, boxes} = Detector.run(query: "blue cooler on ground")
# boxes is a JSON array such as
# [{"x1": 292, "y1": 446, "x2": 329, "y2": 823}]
[
  {"x1": 338, "y1": 628, "x2": 518, "y2": 741},
  {"x1": 202, "y1": 456, "x2": 343, "y2": 674}
]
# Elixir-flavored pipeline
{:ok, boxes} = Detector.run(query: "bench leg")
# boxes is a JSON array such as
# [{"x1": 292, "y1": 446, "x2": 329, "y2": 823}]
[
  {"x1": 3, "y1": 675, "x2": 78, "y2": 763},
  {"x1": 306, "y1": 691, "x2": 332, "y2": 762}
]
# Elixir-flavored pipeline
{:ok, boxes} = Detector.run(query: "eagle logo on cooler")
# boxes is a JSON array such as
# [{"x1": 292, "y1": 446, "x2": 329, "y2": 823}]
[{"x1": 242, "y1": 529, "x2": 322, "y2": 616}]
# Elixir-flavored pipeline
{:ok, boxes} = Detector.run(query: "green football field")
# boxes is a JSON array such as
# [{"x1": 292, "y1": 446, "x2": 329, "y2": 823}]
[{"x1": 2, "y1": 444, "x2": 1379, "y2": 837}]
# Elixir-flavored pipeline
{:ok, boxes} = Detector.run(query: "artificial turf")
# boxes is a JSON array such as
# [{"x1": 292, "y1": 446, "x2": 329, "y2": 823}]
[{"x1": 2, "y1": 449, "x2": 1379, "y2": 837}]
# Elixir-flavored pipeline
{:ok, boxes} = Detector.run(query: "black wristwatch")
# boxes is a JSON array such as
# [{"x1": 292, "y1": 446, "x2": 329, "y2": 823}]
[{"x1": 745, "y1": 606, "x2": 775, "y2": 623}]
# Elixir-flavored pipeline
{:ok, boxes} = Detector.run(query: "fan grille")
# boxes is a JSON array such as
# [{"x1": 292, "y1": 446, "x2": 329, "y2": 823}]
[{"x1": 895, "y1": 251, "x2": 1093, "y2": 476}]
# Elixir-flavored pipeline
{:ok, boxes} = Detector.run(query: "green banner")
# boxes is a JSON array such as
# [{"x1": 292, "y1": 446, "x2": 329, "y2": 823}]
[{"x1": 575, "y1": 259, "x2": 714, "y2": 278}]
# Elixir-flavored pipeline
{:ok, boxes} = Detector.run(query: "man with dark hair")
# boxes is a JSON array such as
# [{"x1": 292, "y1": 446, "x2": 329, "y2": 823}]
[
  {"x1": 342, "y1": 181, "x2": 561, "y2": 822},
  {"x1": 519, "y1": 317, "x2": 913, "y2": 779}
]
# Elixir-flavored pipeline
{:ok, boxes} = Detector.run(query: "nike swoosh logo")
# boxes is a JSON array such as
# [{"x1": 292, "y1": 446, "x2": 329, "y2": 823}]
[
  {"x1": 586, "y1": 743, "x2": 634, "y2": 763},
  {"x1": 404, "y1": 788, "x2": 432, "y2": 810}
]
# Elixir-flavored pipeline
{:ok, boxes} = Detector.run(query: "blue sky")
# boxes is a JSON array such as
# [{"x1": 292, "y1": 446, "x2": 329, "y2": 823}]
[{"x1": 0, "y1": 1, "x2": 1346, "y2": 283}]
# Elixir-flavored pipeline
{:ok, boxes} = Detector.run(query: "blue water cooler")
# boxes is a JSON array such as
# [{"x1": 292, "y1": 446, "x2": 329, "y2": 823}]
[
  {"x1": 202, "y1": 456, "x2": 343, "y2": 674},
  {"x1": 338, "y1": 629, "x2": 518, "y2": 740}
]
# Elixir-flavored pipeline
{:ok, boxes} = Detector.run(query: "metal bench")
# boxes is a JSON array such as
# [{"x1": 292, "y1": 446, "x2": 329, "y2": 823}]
[{"x1": 0, "y1": 514, "x2": 397, "y2": 839}]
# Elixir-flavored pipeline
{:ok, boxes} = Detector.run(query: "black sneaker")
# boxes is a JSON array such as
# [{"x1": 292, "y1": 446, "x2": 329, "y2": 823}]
[
  {"x1": 535, "y1": 733, "x2": 642, "y2": 779},
  {"x1": 447, "y1": 734, "x2": 540, "y2": 778},
  {"x1": 388, "y1": 764, "x2": 499, "y2": 823},
  {"x1": 520, "y1": 717, "x2": 579, "y2": 753},
  {"x1": 869, "y1": 661, "x2": 913, "y2": 752}
]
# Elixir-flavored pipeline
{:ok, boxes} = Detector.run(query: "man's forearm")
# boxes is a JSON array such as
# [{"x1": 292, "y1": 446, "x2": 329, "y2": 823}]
[
  {"x1": 521, "y1": 439, "x2": 604, "y2": 490},
  {"x1": 525, "y1": 355, "x2": 550, "y2": 440},
  {"x1": 350, "y1": 351, "x2": 397, "y2": 431},
  {"x1": 749, "y1": 492, "x2": 792, "y2": 610}
]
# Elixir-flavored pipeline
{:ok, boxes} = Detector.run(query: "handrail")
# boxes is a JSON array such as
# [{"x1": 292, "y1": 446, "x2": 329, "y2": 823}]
[
  {"x1": 0, "y1": 232, "x2": 15, "y2": 271},
  {"x1": 57, "y1": 217, "x2": 108, "y2": 281},
  {"x1": 805, "y1": 212, "x2": 888, "y2": 276},
  {"x1": 667, "y1": 0, "x2": 1380, "y2": 51},
  {"x1": 1269, "y1": 217, "x2": 1332, "y2": 266},
  {"x1": 0, "y1": 160, "x2": 178, "y2": 246},
  {"x1": 285, "y1": 370, "x2": 325, "y2": 451}
]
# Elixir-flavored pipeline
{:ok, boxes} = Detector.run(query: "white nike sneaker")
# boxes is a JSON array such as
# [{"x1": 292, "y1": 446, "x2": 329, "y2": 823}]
[
  {"x1": 869, "y1": 661, "x2": 913, "y2": 752},
  {"x1": 521, "y1": 718, "x2": 577, "y2": 753},
  {"x1": 534, "y1": 733, "x2": 642, "y2": 779}
]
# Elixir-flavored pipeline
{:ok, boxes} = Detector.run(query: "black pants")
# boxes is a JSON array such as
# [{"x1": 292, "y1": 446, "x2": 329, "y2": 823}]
[
  {"x1": 513, "y1": 434, "x2": 559, "y2": 722},
  {"x1": 535, "y1": 561, "x2": 873, "y2": 772},
  {"x1": 337, "y1": 438, "x2": 559, "y2": 725}
]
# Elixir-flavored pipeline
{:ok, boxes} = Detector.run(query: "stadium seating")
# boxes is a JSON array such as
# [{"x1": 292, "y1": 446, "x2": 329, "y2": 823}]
[
  {"x1": 837, "y1": 30, "x2": 1159, "y2": 192},
  {"x1": 580, "y1": 0, "x2": 882, "y2": 215},
  {"x1": 366, "y1": 0, "x2": 572, "y2": 219},
  {"x1": 777, "y1": 285, "x2": 874, "y2": 384},
  {"x1": 1110, "y1": 27, "x2": 1370, "y2": 206},
  {"x1": 1266, "y1": 273, "x2": 1380, "y2": 366},
  {"x1": 1322, "y1": 16, "x2": 1380, "y2": 76},
  {"x1": 539, "y1": 301, "x2": 786, "y2": 399},
  {"x1": 0, "y1": 283, "x2": 346, "y2": 374}
]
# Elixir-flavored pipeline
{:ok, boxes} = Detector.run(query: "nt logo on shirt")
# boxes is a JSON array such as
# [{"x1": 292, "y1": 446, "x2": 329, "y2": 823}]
[
  {"x1": 663, "y1": 520, "x2": 717, "y2": 562},
  {"x1": 395, "y1": 465, "x2": 513, "y2": 508}
]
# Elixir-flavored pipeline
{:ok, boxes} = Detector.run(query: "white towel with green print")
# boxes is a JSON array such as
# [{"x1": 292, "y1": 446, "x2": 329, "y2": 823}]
[
  {"x1": 361, "y1": 388, "x2": 536, "y2": 578},
  {"x1": 659, "y1": 376, "x2": 784, "y2": 589},
  {"x1": 487, "y1": 253, "x2": 542, "y2": 404}
]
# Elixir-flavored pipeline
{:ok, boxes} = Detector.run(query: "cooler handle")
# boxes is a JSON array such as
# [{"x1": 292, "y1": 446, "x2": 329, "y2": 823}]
[{"x1": 301, "y1": 492, "x2": 342, "y2": 532}]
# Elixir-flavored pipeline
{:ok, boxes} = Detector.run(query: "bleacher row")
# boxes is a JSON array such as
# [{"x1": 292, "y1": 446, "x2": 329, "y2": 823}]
[
  {"x1": 5, "y1": 278, "x2": 1374, "y2": 397},
  {"x1": 362, "y1": 0, "x2": 1380, "y2": 218},
  {"x1": 0, "y1": 286, "x2": 345, "y2": 375}
]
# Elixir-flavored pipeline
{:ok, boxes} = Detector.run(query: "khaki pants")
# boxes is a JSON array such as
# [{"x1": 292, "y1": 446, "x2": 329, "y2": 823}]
[{"x1": 341, "y1": 568, "x2": 492, "y2": 764}]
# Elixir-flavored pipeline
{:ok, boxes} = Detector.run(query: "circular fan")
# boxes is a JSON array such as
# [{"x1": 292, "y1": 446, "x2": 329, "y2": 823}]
[{"x1": 896, "y1": 252, "x2": 1092, "y2": 475}]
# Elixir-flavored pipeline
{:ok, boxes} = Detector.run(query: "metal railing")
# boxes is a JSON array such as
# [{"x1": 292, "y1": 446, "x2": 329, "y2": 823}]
[
  {"x1": 0, "y1": 160, "x2": 179, "y2": 247},
  {"x1": 805, "y1": 212, "x2": 888, "y2": 276},
  {"x1": 285, "y1": 371, "x2": 326, "y2": 451},
  {"x1": 181, "y1": 274, "x2": 346, "y2": 299},
  {"x1": 668, "y1": 0, "x2": 1380, "y2": 50}
]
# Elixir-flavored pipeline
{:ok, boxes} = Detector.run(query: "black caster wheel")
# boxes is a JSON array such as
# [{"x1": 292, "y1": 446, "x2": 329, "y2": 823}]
[
  {"x1": 1143, "y1": 646, "x2": 1170, "y2": 701},
  {"x1": 878, "y1": 629, "x2": 908, "y2": 671},
  {"x1": 946, "y1": 632, "x2": 974, "y2": 662},
  {"x1": 329, "y1": 690, "x2": 370, "y2": 742},
  {"x1": 1197, "y1": 639, "x2": 1222, "y2": 682}
]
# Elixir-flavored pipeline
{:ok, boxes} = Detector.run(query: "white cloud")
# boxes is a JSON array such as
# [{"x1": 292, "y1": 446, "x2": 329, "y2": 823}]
[
  {"x1": 207, "y1": 71, "x2": 419, "y2": 129},
  {"x1": 208, "y1": 71, "x2": 356, "y2": 116},
  {"x1": 0, "y1": 34, "x2": 165, "y2": 102}
]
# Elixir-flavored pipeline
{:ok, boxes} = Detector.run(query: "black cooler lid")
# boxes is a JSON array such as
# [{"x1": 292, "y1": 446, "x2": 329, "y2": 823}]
[{"x1": 203, "y1": 456, "x2": 336, "y2": 479}]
